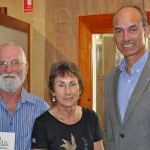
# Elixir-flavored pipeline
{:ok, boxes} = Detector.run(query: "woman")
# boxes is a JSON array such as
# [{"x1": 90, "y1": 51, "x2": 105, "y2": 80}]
[{"x1": 32, "y1": 61, "x2": 104, "y2": 150}]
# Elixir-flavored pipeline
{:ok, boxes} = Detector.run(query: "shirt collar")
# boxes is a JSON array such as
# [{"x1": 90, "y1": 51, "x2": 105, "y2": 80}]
[
  {"x1": 0, "y1": 88, "x2": 35, "y2": 105},
  {"x1": 119, "y1": 51, "x2": 148, "y2": 74},
  {"x1": 20, "y1": 88, "x2": 35, "y2": 104}
]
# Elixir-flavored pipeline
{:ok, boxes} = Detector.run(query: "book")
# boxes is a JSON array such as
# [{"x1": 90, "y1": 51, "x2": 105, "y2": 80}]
[{"x1": 0, "y1": 132, "x2": 15, "y2": 150}]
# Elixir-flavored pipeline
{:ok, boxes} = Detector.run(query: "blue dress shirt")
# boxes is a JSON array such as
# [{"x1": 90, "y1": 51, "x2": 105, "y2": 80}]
[
  {"x1": 118, "y1": 52, "x2": 148, "y2": 121},
  {"x1": 0, "y1": 88, "x2": 49, "y2": 150}
]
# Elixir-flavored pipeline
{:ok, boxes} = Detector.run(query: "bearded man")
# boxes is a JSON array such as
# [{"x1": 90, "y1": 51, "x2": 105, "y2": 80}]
[{"x1": 0, "y1": 42, "x2": 49, "y2": 150}]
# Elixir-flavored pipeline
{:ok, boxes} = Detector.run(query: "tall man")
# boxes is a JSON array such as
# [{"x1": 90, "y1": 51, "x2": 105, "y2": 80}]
[
  {"x1": 105, "y1": 5, "x2": 150, "y2": 150},
  {"x1": 0, "y1": 42, "x2": 49, "y2": 150}
]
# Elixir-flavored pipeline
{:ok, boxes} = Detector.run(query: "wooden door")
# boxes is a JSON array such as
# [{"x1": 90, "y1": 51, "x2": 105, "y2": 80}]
[{"x1": 78, "y1": 13, "x2": 113, "y2": 108}]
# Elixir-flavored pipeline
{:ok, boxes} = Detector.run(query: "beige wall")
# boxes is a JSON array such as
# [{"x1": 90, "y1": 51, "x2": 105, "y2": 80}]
[
  {"x1": 1, "y1": 0, "x2": 150, "y2": 102},
  {"x1": 0, "y1": 0, "x2": 46, "y2": 99},
  {"x1": 44, "y1": 0, "x2": 150, "y2": 100}
]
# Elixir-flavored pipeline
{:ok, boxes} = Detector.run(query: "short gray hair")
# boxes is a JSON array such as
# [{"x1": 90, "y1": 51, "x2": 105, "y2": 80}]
[{"x1": 0, "y1": 41, "x2": 27, "y2": 63}]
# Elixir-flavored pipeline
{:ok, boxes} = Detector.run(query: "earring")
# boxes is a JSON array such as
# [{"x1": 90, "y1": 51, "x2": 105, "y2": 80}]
[{"x1": 52, "y1": 96, "x2": 56, "y2": 102}]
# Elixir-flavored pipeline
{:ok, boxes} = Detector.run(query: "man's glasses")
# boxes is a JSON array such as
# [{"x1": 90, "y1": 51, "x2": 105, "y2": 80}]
[{"x1": 0, "y1": 59, "x2": 24, "y2": 68}]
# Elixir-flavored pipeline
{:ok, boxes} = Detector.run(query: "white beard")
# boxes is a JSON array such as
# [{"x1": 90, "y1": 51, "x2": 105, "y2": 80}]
[{"x1": 0, "y1": 71, "x2": 26, "y2": 93}]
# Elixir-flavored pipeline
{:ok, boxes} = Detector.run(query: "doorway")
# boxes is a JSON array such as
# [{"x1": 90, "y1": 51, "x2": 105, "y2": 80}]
[
  {"x1": 78, "y1": 14, "x2": 113, "y2": 128},
  {"x1": 78, "y1": 12, "x2": 150, "y2": 128}
]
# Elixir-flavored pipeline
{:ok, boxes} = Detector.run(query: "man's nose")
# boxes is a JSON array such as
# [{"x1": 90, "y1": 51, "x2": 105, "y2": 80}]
[
  {"x1": 5, "y1": 64, "x2": 13, "y2": 73},
  {"x1": 123, "y1": 31, "x2": 131, "y2": 41}
]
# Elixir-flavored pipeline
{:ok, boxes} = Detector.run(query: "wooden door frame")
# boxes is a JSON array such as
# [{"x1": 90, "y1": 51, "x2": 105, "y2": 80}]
[{"x1": 78, "y1": 12, "x2": 150, "y2": 109}]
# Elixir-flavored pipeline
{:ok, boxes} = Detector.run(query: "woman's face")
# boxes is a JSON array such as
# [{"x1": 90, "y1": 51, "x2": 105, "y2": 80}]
[{"x1": 52, "y1": 73, "x2": 80, "y2": 108}]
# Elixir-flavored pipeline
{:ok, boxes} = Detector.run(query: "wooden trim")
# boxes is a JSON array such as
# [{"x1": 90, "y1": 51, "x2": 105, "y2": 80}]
[
  {"x1": 78, "y1": 20, "x2": 92, "y2": 108},
  {"x1": 78, "y1": 14, "x2": 113, "y2": 109},
  {"x1": 147, "y1": 12, "x2": 150, "y2": 24},
  {"x1": 79, "y1": 14, "x2": 113, "y2": 33},
  {"x1": 0, "y1": 14, "x2": 30, "y2": 32}
]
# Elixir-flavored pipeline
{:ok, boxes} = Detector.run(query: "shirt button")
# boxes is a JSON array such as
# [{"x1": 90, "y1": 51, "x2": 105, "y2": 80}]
[{"x1": 120, "y1": 133, "x2": 125, "y2": 138}]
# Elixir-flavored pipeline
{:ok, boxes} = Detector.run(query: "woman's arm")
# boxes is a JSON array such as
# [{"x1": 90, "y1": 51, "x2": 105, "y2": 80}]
[{"x1": 94, "y1": 140, "x2": 104, "y2": 150}]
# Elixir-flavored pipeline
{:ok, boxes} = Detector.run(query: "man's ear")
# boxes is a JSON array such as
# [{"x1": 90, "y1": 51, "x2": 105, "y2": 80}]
[{"x1": 144, "y1": 25, "x2": 150, "y2": 38}]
